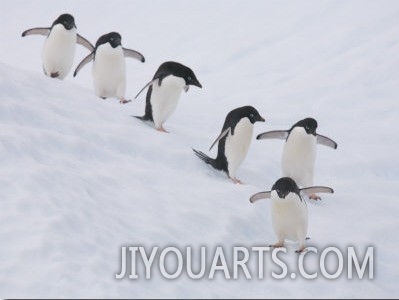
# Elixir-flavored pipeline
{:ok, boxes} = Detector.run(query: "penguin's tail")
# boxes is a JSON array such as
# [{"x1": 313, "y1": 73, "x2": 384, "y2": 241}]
[
  {"x1": 193, "y1": 149, "x2": 223, "y2": 171},
  {"x1": 134, "y1": 115, "x2": 151, "y2": 121}
]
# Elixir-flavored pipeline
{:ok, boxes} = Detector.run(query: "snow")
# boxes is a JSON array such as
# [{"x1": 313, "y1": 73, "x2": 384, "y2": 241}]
[{"x1": 1, "y1": 0, "x2": 399, "y2": 298}]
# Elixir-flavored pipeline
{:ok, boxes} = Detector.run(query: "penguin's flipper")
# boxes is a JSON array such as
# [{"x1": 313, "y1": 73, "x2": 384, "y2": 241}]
[
  {"x1": 250, "y1": 191, "x2": 272, "y2": 203},
  {"x1": 301, "y1": 186, "x2": 334, "y2": 195},
  {"x1": 134, "y1": 79, "x2": 157, "y2": 99},
  {"x1": 123, "y1": 47, "x2": 145, "y2": 63},
  {"x1": 316, "y1": 134, "x2": 338, "y2": 149},
  {"x1": 22, "y1": 27, "x2": 50, "y2": 37},
  {"x1": 73, "y1": 52, "x2": 94, "y2": 77},
  {"x1": 256, "y1": 130, "x2": 288, "y2": 140},
  {"x1": 209, "y1": 127, "x2": 230, "y2": 151},
  {"x1": 153, "y1": 72, "x2": 170, "y2": 87},
  {"x1": 77, "y1": 34, "x2": 94, "y2": 51}
]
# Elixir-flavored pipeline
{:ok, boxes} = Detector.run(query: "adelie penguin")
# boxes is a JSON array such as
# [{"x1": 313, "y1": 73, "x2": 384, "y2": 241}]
[
  {"x1": 250, "y1": 177, "x2": 334, "y2": 253},
  {"x1": 134, "y1": 61, "x2": 202, "y2": 132},
  {"x1": 257, "y1": 117, "x2": 337, "y2": 200},
  {"x1": 74, "y1": 32, "x2": 145, "y2": 104},
  {"x1": 22, "y1": 13, "x2": 94, "y2": 79},
  {"x1": 193, "y1": 106, "x2": 265, "y2": 184}
]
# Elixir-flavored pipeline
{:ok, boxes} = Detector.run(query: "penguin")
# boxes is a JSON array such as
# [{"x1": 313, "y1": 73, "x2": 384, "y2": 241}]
[
  {"x1": 22, "y1": 13, "x2": 94, "y2": 79},
  {"x1": 74, "y1": 32, "x2": 145, "y2": 104},
  {"x1": 193, "y1": 106, "x2": 265, "y2": 184},
  {"x1": 134, "y1": 61, "x2": 202, "y2": 132},
  {"x1": 256, "y1": 117, "x2": 337, "y2": 200},
  {"x1": 250, "y1": 177, "x2": 334, "y2": 253}
]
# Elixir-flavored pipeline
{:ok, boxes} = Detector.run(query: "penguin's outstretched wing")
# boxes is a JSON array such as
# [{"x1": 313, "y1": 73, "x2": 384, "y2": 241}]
[
  {"x1": 122, "y1": 47, "x2": 145, "y2": 63},
  {"x1": 135, "y1": 70, "x2": 177, "y2": 99},
  {"x1": 77, "y1": 34, "x2": 94, "y2": 51},
  {"x1": 256, "y1": 130, "x2": 288, "y2": 140},
  {"x1": 152, "y1": 72, "x2": 172, "y2": 86},
  {"x1": 209, "y1": 127, "x2": 230, "y2": 151},
  {"x1": 73, "y1": 52, "x2": 94, "y2": 77},
  {"x1": 316, "y1": 134, "x2": 338, "y2": 149},
  {"x1": 22, "y1": 27, "x2": 51, "y2": 37},
  {"x1": 134, "y1": 79, "x2": 158, "y2": 99},
  {"x1": 301, "y1": 186, "x2": 334, "y2": 195},
  {"x1": 250, "y1": 191, "x2": 272, "y2": 203}
]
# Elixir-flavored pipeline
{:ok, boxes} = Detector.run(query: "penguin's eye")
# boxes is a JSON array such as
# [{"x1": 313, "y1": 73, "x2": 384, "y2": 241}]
[
  {"x1": 305, "y1": 126, "x2": 309, "y2": 130},
  {"x1": 250, "y1": 113, "x2": 254, "y2": 118},
  {"x1": 187, "y1": 76, "x2": 192, "y2": 81}
]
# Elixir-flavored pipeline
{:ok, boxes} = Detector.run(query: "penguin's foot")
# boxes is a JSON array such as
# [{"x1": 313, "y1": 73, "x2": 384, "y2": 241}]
[
  {"x1": 119, "y1": 98, "x2": 132, "y2": 104},
  {"x1": 50, "y1": 72, "x2": 60, "y2": 78},
  {"x1": 157, "y1": 125, "x2": 169, "y2": 133},
  {"x1": 295, "y1": 247, "x2": 307, "y2": 253},
  {"x1": 309, "y1": 193, "x2": 321, "y2": 201},
  {"x1": 230, "y1": 177, "x2": 242, "y2": 184},
  {"x1": 269, "y1": 241, "x2": 284, "y2": 248}
]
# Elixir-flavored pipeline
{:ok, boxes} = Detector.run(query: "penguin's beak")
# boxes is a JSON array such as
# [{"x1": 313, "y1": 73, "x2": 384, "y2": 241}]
[
  {"x1": 192, "y1": 79, "x2": 202, "y2": 88},
  {"x1": 276, "y1": 190, "x2": 286, "y2": 199},
  {"x1": 258, "y1": 116, "x2": 265, "y2": 122},
  {"x1": 306, "y1": 128, "x2": 316, "y2": 136},
  {"x1": 65, "y1": 21, "x2": 75, "y2": 30}
]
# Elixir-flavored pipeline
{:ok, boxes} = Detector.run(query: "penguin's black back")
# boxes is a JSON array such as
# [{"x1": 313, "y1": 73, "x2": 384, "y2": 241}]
[
  {"x1": 138, "y1": 85, "x2": 154, "y2": 121},
  {"x1": 153, "y1": 61, "x2": 195, "y2": 85},
  {"x1": 214, "y1": 138, "x2": 229, "y2": 173}
]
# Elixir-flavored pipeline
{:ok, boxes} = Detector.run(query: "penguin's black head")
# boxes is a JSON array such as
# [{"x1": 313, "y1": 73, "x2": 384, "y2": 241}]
[
  {"x1": 53, "y1": 14, "x2": 76, "y2": 30},
  {"x1": 238, "y1": 106, "x2": 265, "y2": 124},
  {"x1": 292, "y1": 117, "x2": 318, "y2": 135},
  {"x1": 157, "y1": 61, "x2": 202, "y2": 88},
  {"x1": 96, "y1": 32, "x2": 122, "y2": 49},
  {"x1": 183, "y1": 68, "x2": 202, "y2": 88},
  {"x1": 272, "y1": 177, "x2": 300, "y2": 199}
]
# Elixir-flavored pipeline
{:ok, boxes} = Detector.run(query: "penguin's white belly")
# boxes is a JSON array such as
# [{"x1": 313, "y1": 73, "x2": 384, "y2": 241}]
[
  {"x1": 271, "y1": 192, "x2": 308, "y2": 242},
  {"x1": 225, "y1": 118, "x2": 254, "y2": 178},
  {"x1": 282, "y1": 128, "x2": 316, "y2": 187},
  {"x1": 92, "y1": 45, "x2": 126, "y2": 99},
  {"x1": 150, "y1": 76, "x2": 185, "y2": 128},
  {"x1": 42, "y1": 25, "x2": 76, "y2": 79}
]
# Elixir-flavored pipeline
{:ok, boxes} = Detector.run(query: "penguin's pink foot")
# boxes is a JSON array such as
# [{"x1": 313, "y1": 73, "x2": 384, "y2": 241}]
[
  {"x1": 157, "y1": 125, "x2": 169, "y2": 133},
  {"x1": 309, "y1": 193, "x2": 321, "y2": 201},
  {"x1": 269, "y1": 241, "x2": 284, "y2": 248},
  {"x1": 295, "y1": 247, "x2": 307, "y2": 253},
  {"x1": 230, "y1": 177, "x2": 242, "y2": 184},
  {"x1": 119, "y1": 98, "x2": 132, "y2": 104}
]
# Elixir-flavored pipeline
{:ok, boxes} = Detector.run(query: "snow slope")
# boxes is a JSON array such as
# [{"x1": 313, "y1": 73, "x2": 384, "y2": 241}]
[{"x1": 1, "y1": 0, "x2": 399, "y2": 298}]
